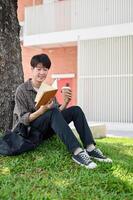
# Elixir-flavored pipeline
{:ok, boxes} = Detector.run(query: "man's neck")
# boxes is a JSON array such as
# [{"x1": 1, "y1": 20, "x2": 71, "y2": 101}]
[{"x1": 31, "y1": 80, "x2": 41, "y2": 89}]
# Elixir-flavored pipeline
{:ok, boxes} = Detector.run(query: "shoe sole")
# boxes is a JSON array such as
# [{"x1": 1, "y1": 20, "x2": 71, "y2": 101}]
[
  {"x1": 72, "y1": 157, "x2": 97, "y2": 169},
  {"x1": 90, "y1": 157, "x2": 112, "y2": 163}
]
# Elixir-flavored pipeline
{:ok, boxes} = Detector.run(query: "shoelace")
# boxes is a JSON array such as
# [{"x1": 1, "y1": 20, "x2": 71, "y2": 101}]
[
  {"x1": 79, "y1": 151, "x2": 91, "y2": 164},
  {"x1": 94, "y1": 148, "x2": 106, "y2": 158},
  {"x1": 95, "y1": 148, "x2": 103, "y2": 155}
]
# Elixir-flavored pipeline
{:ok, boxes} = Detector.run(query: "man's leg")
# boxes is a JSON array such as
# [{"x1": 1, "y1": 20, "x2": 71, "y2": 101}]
[
  {"x1": 30, "y1": 108, "x2": 97, "y2": 169},
  {"x1": 61, "y1": 106, "x2": 112, "y2": 163},
  {"x1": 61, "y1": 106, "x2": 96, "y2": 148},
  {"x1": 30, "y1": 108, "x2": 82, "y2": 153}
]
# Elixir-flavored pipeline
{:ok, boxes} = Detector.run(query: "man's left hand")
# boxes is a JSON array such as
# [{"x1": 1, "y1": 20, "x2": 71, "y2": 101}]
[{"x1": 62, "y1": 88, "x2": 72, "y2": 104}]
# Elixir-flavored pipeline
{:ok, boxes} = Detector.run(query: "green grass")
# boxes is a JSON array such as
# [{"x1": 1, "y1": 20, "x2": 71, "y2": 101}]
[{"x1": 0, "y1": 136, "x2": 133, "y2": 200}]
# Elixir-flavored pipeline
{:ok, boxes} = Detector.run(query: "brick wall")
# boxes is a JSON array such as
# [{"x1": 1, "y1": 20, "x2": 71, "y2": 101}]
[{"x1": 18, "y1": 0, "x2": 43, "y2": 21}]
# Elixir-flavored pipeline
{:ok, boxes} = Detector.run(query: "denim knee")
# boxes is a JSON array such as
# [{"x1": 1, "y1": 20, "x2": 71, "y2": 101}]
[
  {"x1": 72, "y1": 106, "x2": 83, "y2": 114},
  {"x1": 51, "y1": 107, "x2": 60, "y2": 113}
]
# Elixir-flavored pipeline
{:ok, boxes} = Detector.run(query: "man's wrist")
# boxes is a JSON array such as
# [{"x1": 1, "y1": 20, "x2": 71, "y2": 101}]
[
  {"x1": 29, "y1": 110, "x2": 43, "y2": 122},
  {"x1": 59, "y1": 101, "x2": 68, "y2": 111}
]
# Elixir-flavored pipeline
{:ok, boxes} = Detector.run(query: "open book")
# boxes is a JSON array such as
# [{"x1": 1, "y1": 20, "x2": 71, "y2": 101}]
[{"x1": 35, "y1": 82, "x2": 58, "y2": 109}]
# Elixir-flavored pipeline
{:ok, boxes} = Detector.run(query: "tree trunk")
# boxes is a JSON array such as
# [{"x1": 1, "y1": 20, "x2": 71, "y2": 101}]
[{"x1": 0, "y1": 0, "x2": 24, "y2": 131}]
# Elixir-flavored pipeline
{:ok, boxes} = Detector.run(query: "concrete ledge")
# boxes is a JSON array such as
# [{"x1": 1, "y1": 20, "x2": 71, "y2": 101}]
[
  {"x1": 90, "y1": 123, "x2": 107, "y2": 139},
  {"x1": 71, "y1": 123, "x2": 107, "y2": 139}
]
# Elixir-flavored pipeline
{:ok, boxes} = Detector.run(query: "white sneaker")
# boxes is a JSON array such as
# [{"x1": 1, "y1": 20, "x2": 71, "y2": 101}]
[
  {"x1": 72, "y1": 150, "x2": 97, "y2": 169},
  {"x1": 87, "y1": 148, "x2": 112, "y2": 163}
]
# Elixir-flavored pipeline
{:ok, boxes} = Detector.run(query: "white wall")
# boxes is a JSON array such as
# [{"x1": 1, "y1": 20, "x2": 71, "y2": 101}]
[
  {"x1": 71, "y1": 0, "x2": 133, "y2": 29},
  {"x1": 78, "y1": 36, "x2": 133, "y2": 125},
  {"x1": 25, "y1": 0, "x2": 133, "y2": 35}
]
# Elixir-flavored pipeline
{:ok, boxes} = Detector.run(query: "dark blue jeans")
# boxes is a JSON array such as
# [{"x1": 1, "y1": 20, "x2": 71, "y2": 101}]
[{"x1": 30, "y1": 106, "x2": 96, "y2": 153}]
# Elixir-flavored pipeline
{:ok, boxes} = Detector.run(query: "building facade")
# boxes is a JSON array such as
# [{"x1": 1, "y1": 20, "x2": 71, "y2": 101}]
[{"x1": 18, "y1": 0, "x2": 133, "y2": 131}]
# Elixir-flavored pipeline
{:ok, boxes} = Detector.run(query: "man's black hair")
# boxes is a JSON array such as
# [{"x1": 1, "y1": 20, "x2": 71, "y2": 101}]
[{"x1": 30, "y1": 54, "x2": 51, "y2": 69}]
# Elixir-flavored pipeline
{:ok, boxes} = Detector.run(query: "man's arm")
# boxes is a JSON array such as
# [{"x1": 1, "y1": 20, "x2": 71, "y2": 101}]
[
  {"x1": 29, "y1": 101, "x2": 54, "y2": 122},
  {"x1": 15, "y1": 87, "x2": 54, "y2": 124},
  {"x1": 59, "y1": 88, "x2": 72, "y2": 111},
  {"x1": 15, "y1": 87, "x2": 31, "y2": 125}
]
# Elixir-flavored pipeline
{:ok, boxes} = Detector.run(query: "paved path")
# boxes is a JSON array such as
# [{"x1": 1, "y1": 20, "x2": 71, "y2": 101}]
[{"x1": 107, "y1": 130, "x2": 133, "y2": 138}]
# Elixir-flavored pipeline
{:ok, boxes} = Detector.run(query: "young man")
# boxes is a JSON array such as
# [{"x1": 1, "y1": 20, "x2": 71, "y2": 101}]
[{"x1": 13, "y1": 54, "x2": 112, "y2": 169}]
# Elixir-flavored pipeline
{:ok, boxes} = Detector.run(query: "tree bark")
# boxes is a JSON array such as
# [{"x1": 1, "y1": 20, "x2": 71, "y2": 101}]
[{"x1": 0, "y1": 0, "x2": 24, "y2": 131}]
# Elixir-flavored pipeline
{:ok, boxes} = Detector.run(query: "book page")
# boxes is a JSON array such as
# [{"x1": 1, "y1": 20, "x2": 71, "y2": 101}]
[
  {"x1": 35, "y1": 82, "x2": 56, "y2": 103},
  {"x1": 35, "y1": 81, "x2": 58, "y2": 109},
  {"x1": 35, "y1": 89, "x2": 58, "y2": 109}
]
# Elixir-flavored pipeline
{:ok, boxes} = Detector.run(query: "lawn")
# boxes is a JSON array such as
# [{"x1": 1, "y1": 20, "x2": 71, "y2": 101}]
[{"x1": 0, "y1": 136, "x2": 133, "y2": 200}]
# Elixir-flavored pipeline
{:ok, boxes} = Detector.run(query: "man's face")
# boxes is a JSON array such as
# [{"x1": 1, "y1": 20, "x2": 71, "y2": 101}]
[{"x1": 32, "y1": 63, "x2": 49, "y2": 83}]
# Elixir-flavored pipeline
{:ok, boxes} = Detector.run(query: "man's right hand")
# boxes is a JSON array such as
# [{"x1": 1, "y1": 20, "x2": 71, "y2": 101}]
[
  {"x1": 29, "y1": 99, "x2": 54, "y2": 122},
  {"x1": 38, "y1": 100, "x2": 54, "y2": 115}
]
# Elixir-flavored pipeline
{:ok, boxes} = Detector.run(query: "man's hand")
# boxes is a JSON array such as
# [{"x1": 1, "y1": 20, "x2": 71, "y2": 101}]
[
  {"x1": 38, "y1": 99, "x2": 54, "y2": 115},
  {"x1": 62, "y1": 87, "x2": 72, "y2": 104},
  {"x1": 29, "y1": 99, "x2": 54, "y2": 123}
]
